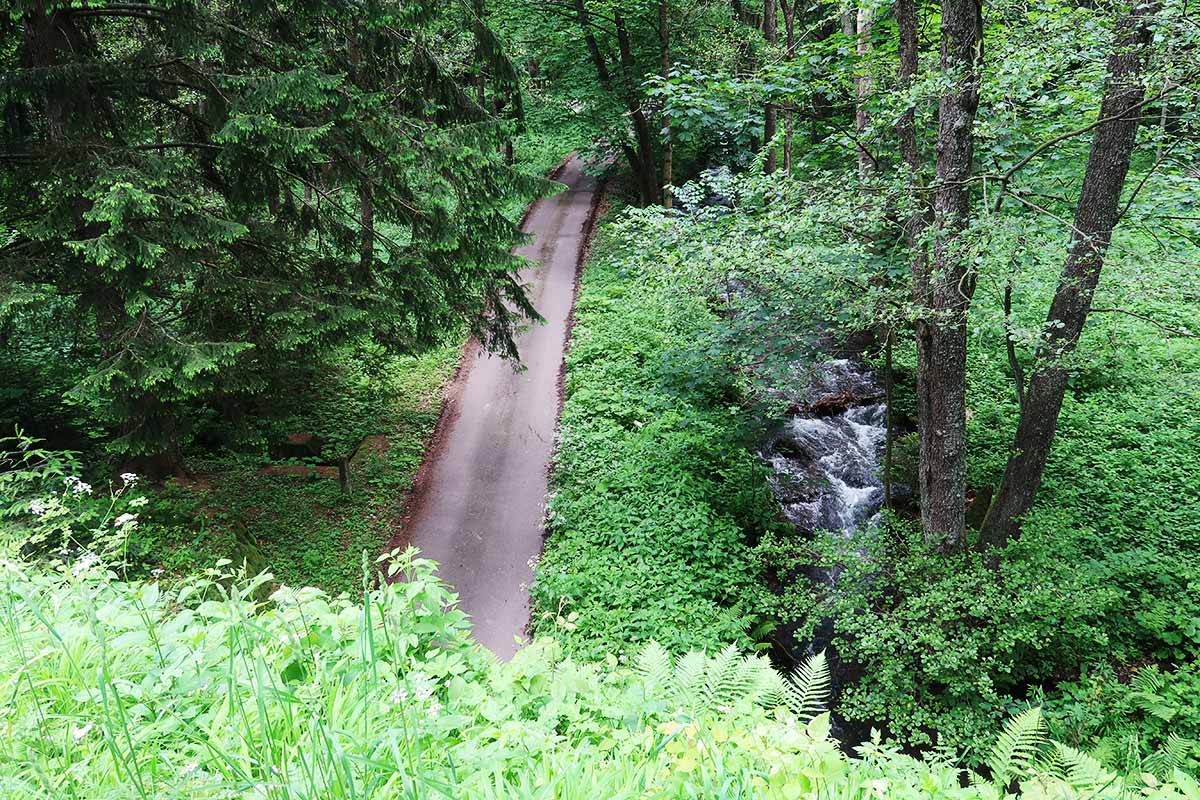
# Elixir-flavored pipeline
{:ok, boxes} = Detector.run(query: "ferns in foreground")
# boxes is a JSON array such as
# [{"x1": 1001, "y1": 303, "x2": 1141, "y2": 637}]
[{"x1": 0, "y1": 553, "x2": 1196, "y2": 798}]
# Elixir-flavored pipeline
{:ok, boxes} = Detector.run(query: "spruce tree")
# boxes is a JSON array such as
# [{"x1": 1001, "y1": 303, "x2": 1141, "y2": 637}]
[{"x1": 1, "y1": 0, "x2": 543, "y2": 475}]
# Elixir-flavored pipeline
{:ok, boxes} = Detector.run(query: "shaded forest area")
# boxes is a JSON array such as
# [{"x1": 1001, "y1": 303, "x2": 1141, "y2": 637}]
[{"x1": 3, "y1": 0, "x2": 1200, "y2": 790}]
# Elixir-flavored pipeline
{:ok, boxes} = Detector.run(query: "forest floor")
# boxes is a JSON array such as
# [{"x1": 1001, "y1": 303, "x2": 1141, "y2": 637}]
[{"x1": 386, "y1": 156, "x2": 602, "y2": 659}]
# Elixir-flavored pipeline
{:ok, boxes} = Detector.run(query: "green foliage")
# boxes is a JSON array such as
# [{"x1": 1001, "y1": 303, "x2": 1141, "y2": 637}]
[
  {"x1": 1, "y1": 336, "x2": 459, "y2": 595},
  {"x1": 1, "y1": 552, "x2": 1194, "y2": 799},
  {"x1": 139, "y1": 341, "x2": 461, "y2": 594},
  {"x1": 1047, "y1": 663, "x2": 1200, "y2": 778},
  {"x1": 530, "y1": 209, "x2": 779, "y2": 659},
  {"x1": 570, "y1": 155, "x2": 1198, "y2": 771},
  {"x1": 988, "y1": 707, "x2": 1050, "y2": 789},
  {"x1": 0, "y1": 0, "x2": 547, "y2": 467},
  {"x1": 0, "y1": 431, "x2": 146, "y2": 565}
]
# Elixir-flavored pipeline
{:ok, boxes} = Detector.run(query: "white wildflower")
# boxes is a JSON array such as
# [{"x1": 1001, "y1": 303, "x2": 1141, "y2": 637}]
[
  {"x1": 410, "y1": 672, "x2": 434, "y2": 702},
  {"x1": 119, "y1": 472, "x2": 139, "y2": 487},
  {"x1": 28, "y1": 498, "x2": 48, "y2": 517},
  {"x1": 72, "y1": 552, "x2": 100, "y2": 577},
  {"x1": 390, "y1": 687, "x2": 408, "y2": 704},
  {"x1": 113, "y1": 512, "x2": 138, "y2": 529},
  {"x1": 182, "y1": 761, "x2": 199, "y2": 775},
  {"x1": 71, "y1": 722, "x2": 94, "y2": 741},
  {"x1": 426, "y1": 701, "x2": 442, "y2": 719},
  {"x1": 64, "y1": 476, "x2": 92, "y2": 496},
  {"x1": 129, "y1": 496, "x2": 149, "y2": 508}
]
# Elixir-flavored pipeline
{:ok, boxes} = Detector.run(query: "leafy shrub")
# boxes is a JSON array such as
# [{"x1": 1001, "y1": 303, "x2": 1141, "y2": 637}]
[
  {"x1": 0, "y1": 431, "x2": 146, "y2": 565},
  {"x1": 775, "y1": 519, "x2": 1120, "y2": 761},
  {"x1": 531, "y1": 210, "x2": 779, "y2": 659},
  {"x1": 1, "y1": 552, "x2": 1194, "y2": 798},
  {"x1": 603, "y1": 167, "x2": 1200, "y2": 770}
]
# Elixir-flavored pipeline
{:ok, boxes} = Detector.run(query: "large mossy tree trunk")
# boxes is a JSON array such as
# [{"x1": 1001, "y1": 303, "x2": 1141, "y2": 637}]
[{"x1": 913, "y1": 0, "x2": 982, "y2": 551}]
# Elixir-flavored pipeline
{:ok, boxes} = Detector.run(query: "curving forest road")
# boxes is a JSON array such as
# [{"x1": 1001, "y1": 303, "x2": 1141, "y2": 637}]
[{"x1": 396, "y1": 157, "x2": 599, "y2": 659}]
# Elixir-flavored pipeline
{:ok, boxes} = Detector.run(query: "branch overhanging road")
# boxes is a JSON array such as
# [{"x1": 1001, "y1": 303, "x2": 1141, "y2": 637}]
[{"x1": 393, "y1": 157, "x2": 599, "y2": 659}]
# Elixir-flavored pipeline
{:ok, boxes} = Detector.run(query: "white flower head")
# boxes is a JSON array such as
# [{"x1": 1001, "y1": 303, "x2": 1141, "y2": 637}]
[
  {"x1": 72, "y1": 552, "x2": 100, "y2": 577},
  {"x1": 119, "y1": 472, "x2": 139, "y2": 487},
  {"x1": 28, "y1": 498, "x2": 48, "y2": 517},
  {"x1": 129, "y1": 496, "x2": 149, "y2": 508},
  {"x1": 64, "y1": 476, "x2": 92, "y2": 496},
  {"x1": 390, "y1": 687, "x2": 408, "y2": 704},
  {"x1": 71, "y1": 722, "x2": 94, "y2": 741},
  {"x1": 113, "y1": 513, "x2": 138, "y2": 529},
  {"x1": 410, "y1": 672, "x2": 435, "y2": 702},
  {"x1": 426, "y1": 701, "x2": 442, "y2": 719}
]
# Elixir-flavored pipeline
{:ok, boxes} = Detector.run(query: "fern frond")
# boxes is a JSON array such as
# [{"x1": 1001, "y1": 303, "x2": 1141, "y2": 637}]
[
  {"x1": 744, "y1": 654, "x2": 784, "y2": 706},
  {"x1": 1049, "y1": 742, "x2": 1118, "y2": 793},
  {"x1": 1145, "y1": 733, "x2": 1194, "y2": 776},
  {"x1": 702, "y1": 644, "x2": 744, "y2": 708},
  {"x1": 636, "y1": 641, "x2": 672, "y2": 693},
  {"x1": 988, "y1": 707, "x2": 1048, "y2": 787},
  {"x1": 1132, "y1": 666, "x2": 1164, "y2": 694},
  {"x1": 782, "y1": 650, "x2": 831, "y2": 722},
  {"x1": 671, "y1": 651, "x2": 707, "y2": 711}
]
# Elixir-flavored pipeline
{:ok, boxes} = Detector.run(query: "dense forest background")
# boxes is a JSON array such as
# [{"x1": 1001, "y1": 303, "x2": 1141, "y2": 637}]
[{"x1": 2, "y1": 0, "x2": 1200, "y2": 794}]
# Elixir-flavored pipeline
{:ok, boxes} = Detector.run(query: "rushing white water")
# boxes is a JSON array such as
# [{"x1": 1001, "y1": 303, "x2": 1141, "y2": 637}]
[{"x1": 763, "y1": 359, "x2": 887, "y2": 534}]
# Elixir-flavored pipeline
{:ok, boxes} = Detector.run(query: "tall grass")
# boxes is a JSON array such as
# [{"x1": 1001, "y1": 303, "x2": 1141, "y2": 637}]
[{"x1": 0, "y1": 549, "x2": 1193, "y2": 798}]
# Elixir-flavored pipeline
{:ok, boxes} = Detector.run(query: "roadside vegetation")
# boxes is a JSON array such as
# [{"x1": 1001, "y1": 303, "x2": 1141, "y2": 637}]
[
  {"x1": 3, "y1": 547, "x2": 1198, "y2": 799},
  {"x1": 532, "y1": 210, "x2": 777, "y2": 658}
]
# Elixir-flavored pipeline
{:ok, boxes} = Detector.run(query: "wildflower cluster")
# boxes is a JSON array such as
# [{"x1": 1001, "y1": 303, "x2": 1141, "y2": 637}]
[{"x1": 391, "y1": 670, "x2": 442, "y2": 720}]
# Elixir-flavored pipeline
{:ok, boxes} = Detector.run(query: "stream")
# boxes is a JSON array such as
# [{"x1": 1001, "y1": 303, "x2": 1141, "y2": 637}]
[
  {"x1": 761, "y1": 358, "x2": 889, "y2": 741},
  {"x1": 763, "y1": 358, "x2": 888, "y2": 539}
]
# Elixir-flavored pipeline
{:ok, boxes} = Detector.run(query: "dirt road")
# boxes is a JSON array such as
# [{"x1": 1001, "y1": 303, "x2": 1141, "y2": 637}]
[{"x1": 399, "y1": 157, "x2": 598, "y2": 659}]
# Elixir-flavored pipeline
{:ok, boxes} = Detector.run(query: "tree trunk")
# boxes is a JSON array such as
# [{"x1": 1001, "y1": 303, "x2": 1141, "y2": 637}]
[
  {"x1": 895, "y1": 0, "x2": 921, "y2": 175},
  {"x1": 615, "y1": 10, "x2": 660, "y2": 204},
  {"x1": 659, "y1": 1, "x2": 673, "y2": 208},
  {"x1": 572, "y1": 0, "x2": 656, "y2": 204},
  {"x1": 915, "y1": 0, "x2": 982, "y2": 550},
  {"x1": 763, "y1": 0, "x2": 778, "y2": 174},
  {"x1": 360, "y1": 180, "x2": 374, "y2": 267},
  {"x1": 781, "y1": 0, "x2": 796, "y2": 174},
  {"x1": 573, "y1": 0, "x2": 611, "y2": 83},
  {"x1": 980, "y1": 1, "x2": 1157, "y2": 549},
  {"x1": 854, "y1": 4, "x2": 875, "y2": 179}
]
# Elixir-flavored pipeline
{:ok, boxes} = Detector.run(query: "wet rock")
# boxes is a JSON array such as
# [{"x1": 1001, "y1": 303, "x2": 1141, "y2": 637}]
[{"x1": 762, "y1": 360, "x2": 887, "y2": 533}]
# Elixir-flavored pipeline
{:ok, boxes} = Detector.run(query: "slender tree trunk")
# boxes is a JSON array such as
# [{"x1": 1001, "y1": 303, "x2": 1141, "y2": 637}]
[
  {"x1": 980, "y1": 1, "x2": 1158, "y2": 549},
  {"x1": 884, "y1": 326, "x2": 895, "y2": 508},
  {"x1": 895, "y1": 0, "x2": 921, "y2": 175},
  {"x1": 914, "y1": 0, "x2": 982, "y2": 550},
  {"x1": 573, "y1": 0, "x2": 611, "y2": 82},
  {"x1": 763, "y1": 0, "x2": 779, "y2": 173},
  {"x1": 360, "y1": 180, "x2": 374, "y2": 267},
  {"x1": 572, "y1": 0, "x2": 656, "y2": 204},
  {"x1": 854, "y1": 4, "x2": 875, "y2": 179},
  {"x1": 781, "y1": 0, "x2": 796, "y2": 174},
  {"x1": 615, "y1": 10, "x2": 660, "y2": 204},
  {"x1": 659, "y1": 1, "x2": 673, "y2": 208}
]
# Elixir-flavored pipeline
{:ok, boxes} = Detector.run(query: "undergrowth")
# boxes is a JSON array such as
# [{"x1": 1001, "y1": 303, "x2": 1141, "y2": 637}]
[
  {"x1": 128, "y1": 342, "x2": 461, "y2": 595},
  {"x1": 530, "y1": 210, "x2": 779, "y2": 660},
  {"x1": 1, "y1": 551, "x2": 1195, "y2": 799}
]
